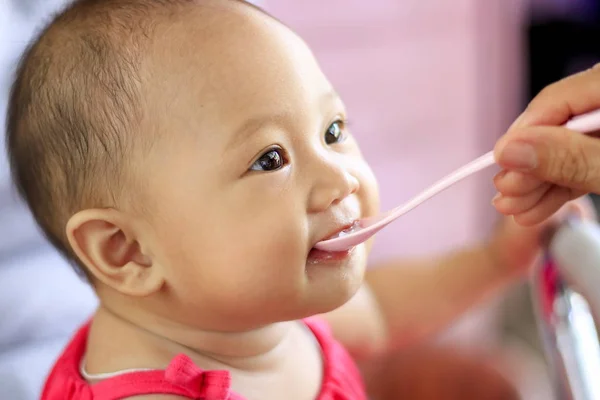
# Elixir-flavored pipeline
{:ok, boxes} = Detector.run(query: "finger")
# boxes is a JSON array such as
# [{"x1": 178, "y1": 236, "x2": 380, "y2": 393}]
[
  {"x1": 493, "y1": 170, "x2": 544, "y2": 196},
  {"x1": 494, "y1": 125, "x2": 600, "y2": 193},
  {"x1": 513, "y1": 186, "x2": 573, "y2": 226},
  {"x1": 511, "y1": 64, "x2": 600, "y2": 129},
  {"x1": 493, "y1": 183, "x2": 551, "y2": 215}
]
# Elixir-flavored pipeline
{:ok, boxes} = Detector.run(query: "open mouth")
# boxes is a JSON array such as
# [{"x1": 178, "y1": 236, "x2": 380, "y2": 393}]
[
  {"x1": 307, "y1": 221, "x2": 361, "y2": 264},
  {"x1": 307, "y1": 247, "x2": 353, "y2": 264}
]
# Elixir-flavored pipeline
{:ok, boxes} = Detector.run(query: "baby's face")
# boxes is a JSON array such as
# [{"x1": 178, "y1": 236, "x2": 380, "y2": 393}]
[{"x1": 137, "y1": 5, "x2": 379, "y2": 330}]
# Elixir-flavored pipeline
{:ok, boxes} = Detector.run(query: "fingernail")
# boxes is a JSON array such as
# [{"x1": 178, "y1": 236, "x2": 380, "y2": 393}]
[
  {"x1": 493, "y1": 170, "x2": 507, "y2": 182},
  {"x1": 508, "y1": 112, "x2": 526, "y2": 130},
  {"x1": 498, "y1": 141, "x2": 538, "y2": 171},
  {"x1": 508, "y1": 108, "x2": 535, "y2": 130},
  {"x1": 492, "y1": 193, "x2": 502, "y2": 205}
]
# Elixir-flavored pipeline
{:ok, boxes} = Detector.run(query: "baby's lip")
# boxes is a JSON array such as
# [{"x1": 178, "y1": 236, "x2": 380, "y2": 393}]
[
  {"x1": 319, "y1": 220, "x2": 361, "y2": 243},
  {"x1": 307, "y1": 246, "x2": 354, "y2": 264}
]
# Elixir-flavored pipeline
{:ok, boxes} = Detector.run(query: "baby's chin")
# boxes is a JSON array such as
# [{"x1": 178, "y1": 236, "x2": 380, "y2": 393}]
[
  {"x1": 300, "y1": 282, "x2": 364, "y2": 321},
  {"x1": 302, "y1": 246, "x2": 367, "y2": 313}
]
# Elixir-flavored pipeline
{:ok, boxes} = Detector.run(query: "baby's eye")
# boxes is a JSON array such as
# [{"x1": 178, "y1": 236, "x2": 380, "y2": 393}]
[
  {"x1": 324, "y1": 120, "x2": 346, "y2": 145},
  {"x1": 249, "y1": 147, "x2": 286, "y2": 172}
]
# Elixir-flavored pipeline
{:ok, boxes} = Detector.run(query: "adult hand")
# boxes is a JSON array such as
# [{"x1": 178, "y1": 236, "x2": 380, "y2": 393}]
[{"x1": 493, "y1": 65, "x2": 600, "y2": 226}]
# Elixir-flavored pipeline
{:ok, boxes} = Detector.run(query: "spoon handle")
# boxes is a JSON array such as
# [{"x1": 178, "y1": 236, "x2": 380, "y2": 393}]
[
  {"x1": 378, "y1": 152, "x2": 495, "y2": 223},
  {"x1": 378, "y1": 109, "x2": 600, "y2": 225},
  {"x1": 565, "y1": 109, "x2": 600, "y2": 132}
]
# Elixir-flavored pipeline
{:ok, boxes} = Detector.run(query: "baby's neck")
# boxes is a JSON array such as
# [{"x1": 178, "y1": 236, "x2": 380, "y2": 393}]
[{"x1": 87, "y1": 305, "x2": 305, "y2": 374}]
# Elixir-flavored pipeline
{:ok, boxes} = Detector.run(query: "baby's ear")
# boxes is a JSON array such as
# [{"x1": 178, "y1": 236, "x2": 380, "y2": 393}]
[{"x1": 66, "y1": 209, "x2": 163, "y2": 296}]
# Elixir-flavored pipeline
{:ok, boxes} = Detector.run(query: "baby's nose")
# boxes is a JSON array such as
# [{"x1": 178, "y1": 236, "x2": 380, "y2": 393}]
[{"x1": 308, "y1": 163, "x2": 359, "y2": 213}]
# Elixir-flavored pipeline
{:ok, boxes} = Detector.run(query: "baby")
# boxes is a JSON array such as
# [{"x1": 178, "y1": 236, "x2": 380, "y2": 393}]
[{"x1": 6, "y1": 0, "x2": 591, "y2": 399}]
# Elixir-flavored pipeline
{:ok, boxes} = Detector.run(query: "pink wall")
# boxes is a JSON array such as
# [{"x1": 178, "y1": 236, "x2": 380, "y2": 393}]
[{"x1": 266, "y1": 0, "x2": 526, "y2": 262}]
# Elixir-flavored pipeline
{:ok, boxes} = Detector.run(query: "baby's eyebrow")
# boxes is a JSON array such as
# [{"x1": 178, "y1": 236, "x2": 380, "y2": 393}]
[
  {"x1": 319, "y1": 88, "x2": 342, "y2": 107},
  {"x1": 227, "y1": 114, "x2": 285, "y2": 151},
  {"x1": 227, "y1": 88, "x2": 342, "y2": 150}
]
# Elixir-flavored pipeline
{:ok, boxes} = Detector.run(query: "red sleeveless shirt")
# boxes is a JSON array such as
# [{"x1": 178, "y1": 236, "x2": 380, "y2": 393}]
[{"x1": 41, "y1": 317, "x2": 367, "y2": 400}]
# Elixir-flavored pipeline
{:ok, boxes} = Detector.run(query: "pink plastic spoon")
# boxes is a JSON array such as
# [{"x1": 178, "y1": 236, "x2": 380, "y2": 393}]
[{"x1": 315, "y1": 109, "x2": 600, "y2": 252}]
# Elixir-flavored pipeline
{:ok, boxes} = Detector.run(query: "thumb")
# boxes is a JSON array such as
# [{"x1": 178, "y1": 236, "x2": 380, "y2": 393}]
[{"x1": 494, "y1": 126, "x2": 600, "y2": 193}]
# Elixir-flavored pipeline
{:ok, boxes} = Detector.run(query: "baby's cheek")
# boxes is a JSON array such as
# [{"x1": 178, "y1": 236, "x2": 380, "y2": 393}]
[
  {"x1": 358, "y1": 163, "x2": 380, "y2": 219},
  {"x1": 357, "y1": 163, "x2": 379, "y2": 256}
]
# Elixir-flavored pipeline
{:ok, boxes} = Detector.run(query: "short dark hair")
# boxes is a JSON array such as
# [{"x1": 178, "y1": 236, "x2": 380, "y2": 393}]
[
  {"x1": 6, "y1": 0, "x2": 266, "y2": 278},
  {"x1": 5, "y1": 0, "x2": 174, "y2": 278}
]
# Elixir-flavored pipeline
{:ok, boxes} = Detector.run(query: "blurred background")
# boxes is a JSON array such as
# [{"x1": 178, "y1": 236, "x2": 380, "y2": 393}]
[{"x1": 2, "y1": 0, "x2": 600, "y2": 399}]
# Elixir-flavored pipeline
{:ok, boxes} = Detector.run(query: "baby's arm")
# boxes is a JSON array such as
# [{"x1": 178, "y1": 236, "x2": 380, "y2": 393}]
[{"x1": 321, "y1": 242, "x2": 511, "y2": 359}]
